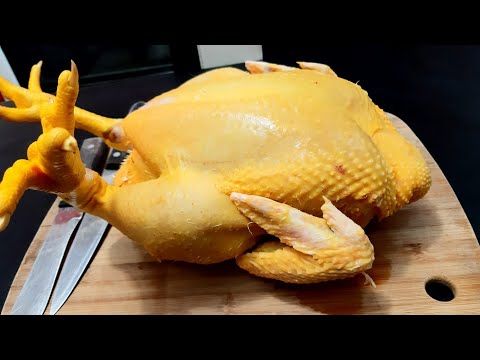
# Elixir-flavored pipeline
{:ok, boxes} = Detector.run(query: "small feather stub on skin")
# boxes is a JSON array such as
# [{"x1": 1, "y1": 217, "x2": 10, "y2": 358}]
[
  {"x1": 362, "y1": 272, "x2": 377, "y2": 288},
  {"x1": 246, "y1": 222, "x2": 255, "y2": 236}
]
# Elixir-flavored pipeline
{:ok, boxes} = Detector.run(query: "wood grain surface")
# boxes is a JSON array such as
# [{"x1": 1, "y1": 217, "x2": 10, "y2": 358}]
[{"x1": 3, "y1": 114, "x2": 480, "y2": 315}]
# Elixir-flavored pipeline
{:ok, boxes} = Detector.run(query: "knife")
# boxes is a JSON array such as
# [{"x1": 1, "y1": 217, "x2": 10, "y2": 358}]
[
  {"x1": 10, "y1": 137, "x2": 109, "y2": 315},
  {"x1": 49, "y1": 101, "x2": 145, "y2": 315},
  {"x1": 48, "y1": 147, "x2": 129, "y2": 315}
]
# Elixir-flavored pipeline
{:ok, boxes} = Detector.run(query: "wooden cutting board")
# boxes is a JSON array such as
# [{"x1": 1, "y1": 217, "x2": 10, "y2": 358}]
[{"x1": 2, "y1": 114, "x2": 480, "y2": 315}]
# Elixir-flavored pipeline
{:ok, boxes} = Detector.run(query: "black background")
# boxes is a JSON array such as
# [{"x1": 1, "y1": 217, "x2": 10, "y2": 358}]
[{"x1": 1, "y1": 44, "x2": 479, "y2": 309}]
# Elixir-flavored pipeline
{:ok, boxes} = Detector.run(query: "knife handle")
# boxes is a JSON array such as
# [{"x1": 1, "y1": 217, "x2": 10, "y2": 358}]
[
  {"x1": 59, "y1": 138, "x2": 109, "y2": 208},
  {"x1": 105, "y1": 149, "x2": 129, "y2": 171},
  {"x1": 80, "y1": 138, "x2": 109, "y2": 173}
]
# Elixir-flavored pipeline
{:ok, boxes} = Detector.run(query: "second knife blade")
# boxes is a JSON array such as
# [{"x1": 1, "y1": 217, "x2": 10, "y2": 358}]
[{"x1": 48, "y1": 169, "x2": 116, "y2": 315}]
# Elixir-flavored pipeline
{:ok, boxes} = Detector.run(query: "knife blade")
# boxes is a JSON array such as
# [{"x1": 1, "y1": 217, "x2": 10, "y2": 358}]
[
  {"x1": 10, "y1": 137, "x2": 109, "y2": 315},
  {"x1": 48, "y1": 148, "x2": 128, "y2": 315},
  {"x1": 49, "y1": 101, "x2": 145, "y2": 315}
]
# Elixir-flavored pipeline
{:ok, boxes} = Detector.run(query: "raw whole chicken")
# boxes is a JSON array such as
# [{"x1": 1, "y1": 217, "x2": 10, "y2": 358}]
[{"x1": 0, "y1": 60, "x2": 431, "y2": 283}]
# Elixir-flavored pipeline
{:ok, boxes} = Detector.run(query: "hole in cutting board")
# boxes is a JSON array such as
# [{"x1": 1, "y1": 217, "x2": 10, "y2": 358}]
[{"x1": 425, "y1": 278, "x2": 455, "y2": 302}]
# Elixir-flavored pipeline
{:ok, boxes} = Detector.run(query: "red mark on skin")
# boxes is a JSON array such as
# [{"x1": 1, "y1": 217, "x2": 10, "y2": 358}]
[
  {"x1": 335, "y1": 164, "x2": 346, "y2": 175},
  {"x1": 54, "y1": 208, "x2": 82, "y2": 224}
]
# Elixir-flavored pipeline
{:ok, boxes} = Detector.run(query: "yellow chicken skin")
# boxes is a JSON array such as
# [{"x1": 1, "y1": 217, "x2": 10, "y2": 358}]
[{"x1": 0, "y1": 60, "x2": 431, "y2": 284}]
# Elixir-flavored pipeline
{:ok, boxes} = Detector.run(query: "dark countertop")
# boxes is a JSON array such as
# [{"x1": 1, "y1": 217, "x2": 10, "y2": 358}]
[{"x1": 1, "y1": 45, "x2": 479, "y2": 309}]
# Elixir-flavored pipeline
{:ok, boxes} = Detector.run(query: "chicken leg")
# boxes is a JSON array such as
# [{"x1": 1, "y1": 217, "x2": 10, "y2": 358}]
[
  {"x1": 0, "y1": 61, "x2": 129, "y2": 150},
  {"x1": 0, "y1": 62, "x2": 116, "y2": 230}
]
